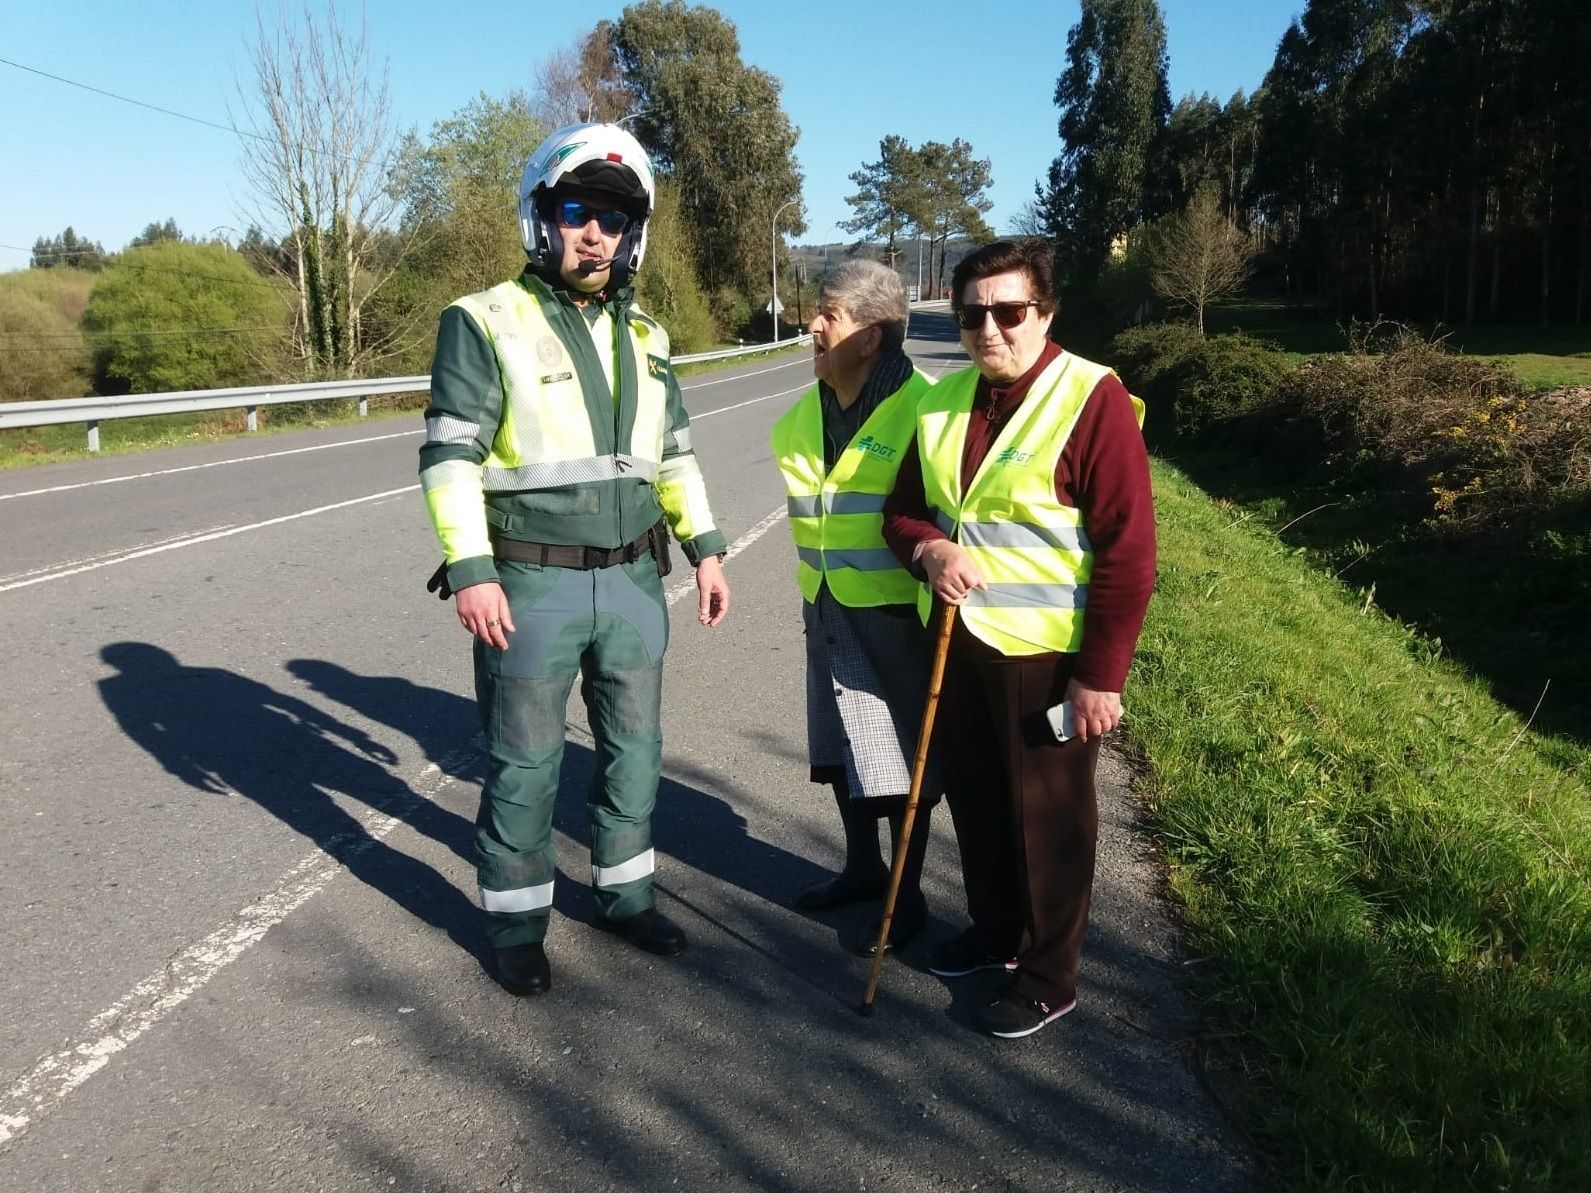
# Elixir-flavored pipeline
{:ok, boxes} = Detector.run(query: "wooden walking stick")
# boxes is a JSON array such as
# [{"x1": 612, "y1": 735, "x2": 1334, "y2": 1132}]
[{"x1": 859, "y1": 599, "x2": 958, "y2": 1015}]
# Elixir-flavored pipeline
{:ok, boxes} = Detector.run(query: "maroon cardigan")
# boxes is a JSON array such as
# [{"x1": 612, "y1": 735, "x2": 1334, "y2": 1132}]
[{"x1": 882, "y1": 340, "x2": 1156, "y2": 692}]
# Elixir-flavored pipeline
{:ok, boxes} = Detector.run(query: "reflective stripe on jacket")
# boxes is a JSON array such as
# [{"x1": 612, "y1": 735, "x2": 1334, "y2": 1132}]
[
  {"x1": 420, "y1": 278, "x2": 717, "y2": 572},
  {"x1": 771, "y1": 370, "x2": 932, "y2": 607},
  {"x1": 915, "y1": 353, "x2": 1144, "y2": 655}
]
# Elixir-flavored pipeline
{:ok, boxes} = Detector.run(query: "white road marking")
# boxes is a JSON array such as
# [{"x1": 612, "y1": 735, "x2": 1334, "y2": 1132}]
[
  {"x1": 680, "y1": 355, "x2": 807, "y2": 390},
  {"x1": 0, "y1": 431, "x2": 421, "y2": 502},
  {"x1": 0, "y1": 510, "x2": 789, "y2": 1149},
  {"x1": 0, "y1": 736, "x2": 476, "y2": 1150},
  {"x1": 691, "y1": 383, "x2": 810, "y2": 421},
  {"x1": 0, "y1": 525, "x2": 235, "y2": 587},
  {"x1": 664, "y1": 502, "x2": 787, "y2": 608},
  {"x1": 0, "y1": 487, "x2": 417, "y2": 594}
]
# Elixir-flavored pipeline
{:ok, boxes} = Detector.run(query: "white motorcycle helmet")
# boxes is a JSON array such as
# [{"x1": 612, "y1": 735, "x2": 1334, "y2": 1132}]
[{"x1": 520, "y1": 122, "x2": 655, "y2": 288}]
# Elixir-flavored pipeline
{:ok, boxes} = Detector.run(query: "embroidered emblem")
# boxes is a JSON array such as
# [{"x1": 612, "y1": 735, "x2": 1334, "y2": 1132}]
[
  {"x1": 536, "y1": 336, "x2": 563, "y2": 367},
  {"x1": 646, "y1": 354, "x2": 669, "y2": 381}
]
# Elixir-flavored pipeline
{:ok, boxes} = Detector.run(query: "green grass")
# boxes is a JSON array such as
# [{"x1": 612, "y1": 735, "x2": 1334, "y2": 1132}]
[
  {"x1": 1133, "y1": 457, "x2": 1591, "y2": 1190},
  {"x1": 1206, "y1": 300, "x2": 1591, "y2": 390}
]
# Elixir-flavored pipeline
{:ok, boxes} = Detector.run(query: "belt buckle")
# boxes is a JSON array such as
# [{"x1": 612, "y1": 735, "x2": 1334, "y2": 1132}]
[{"x1": 583, "y1": 545, "x2": 606, "y2": 569}]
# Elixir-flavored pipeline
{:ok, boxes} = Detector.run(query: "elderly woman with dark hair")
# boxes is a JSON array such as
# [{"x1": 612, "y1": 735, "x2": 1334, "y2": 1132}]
[
  {"x1": 770, "y1": 259, "x2": 939, "y2": 953},
  {"x1": 884, "y1": 239, "x2": 1155, "y2": 1037}
]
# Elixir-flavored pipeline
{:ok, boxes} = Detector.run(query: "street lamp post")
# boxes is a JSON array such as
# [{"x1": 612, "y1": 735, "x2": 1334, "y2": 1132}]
[{"x1": 771, "y1": 199, "x2": 798, "y2": 345}]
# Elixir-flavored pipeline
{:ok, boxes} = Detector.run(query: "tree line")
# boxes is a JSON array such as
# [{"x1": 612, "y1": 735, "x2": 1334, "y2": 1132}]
[
  {"x1": 1, "y1": 0, "x2": 807, "y2": 403},
  {"x1": 1031, "y1": 0, "x2": 1591, "y2": 332}
]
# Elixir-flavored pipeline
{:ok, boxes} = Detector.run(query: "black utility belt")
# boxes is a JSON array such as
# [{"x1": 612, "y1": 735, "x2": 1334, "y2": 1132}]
[
  {"x1": 493, "y1": 535, "x2": 651, "y2": 569},
  {"x1": 492, "y1": 520, "x2": 670, "y2": 576}
]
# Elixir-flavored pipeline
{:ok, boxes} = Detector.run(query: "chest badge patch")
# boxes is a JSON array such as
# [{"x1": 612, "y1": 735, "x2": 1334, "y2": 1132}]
[
  {"x1": 646, "y1": 354, "x2": 669, "y2": 381},
  {"x1": 536, "y1": 336, "x2": 563, "y2": 367}
]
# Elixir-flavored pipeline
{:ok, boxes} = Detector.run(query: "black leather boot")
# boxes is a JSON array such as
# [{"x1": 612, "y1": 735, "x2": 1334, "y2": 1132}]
[
  {"x1": 794, "y1": 785, "x2": 889, "y2": 911},
  {"x1": 495, "y1": 942, "x2": 551, "y2": 996},
  {"x1": 596, "y1": 906, "x2": 687, "y2": 956}
]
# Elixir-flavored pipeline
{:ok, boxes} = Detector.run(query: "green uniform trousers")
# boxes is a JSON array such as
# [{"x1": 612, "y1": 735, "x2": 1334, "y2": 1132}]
[{"x1": 472, "y1": 555, "x2": 669, "y2": 948}]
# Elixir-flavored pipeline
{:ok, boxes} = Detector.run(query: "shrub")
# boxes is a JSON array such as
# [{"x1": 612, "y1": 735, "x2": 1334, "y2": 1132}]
[
  {"x1": 82, "y1": 241, "x2": 292, "y2": 393},
  {"x1": 1108, "y1": 321, "x2": 1204, "y2": 405},
  {"x1": 1108, "y1": 323, "x2": 1292, "y2": 440},
  {"x1": 0, "y1": 285, "x2": 90, "y2": 402},
  {"x1": 1163, "y1": 333, "x2": 1294, "y2": 438},
  {"x1": 1269, "y1": 328, "x2": 1591, "y2": 525}
]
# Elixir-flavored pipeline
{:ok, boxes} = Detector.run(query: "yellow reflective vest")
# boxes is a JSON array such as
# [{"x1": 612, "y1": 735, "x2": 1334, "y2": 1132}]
[
  {"x1": 771, "y1": 370, "x2": 932, "y2": 607},
  {"x1": 420, "y1": 278, "x2": 717, "y2": 576},
  {"x1": 915, "y1": 353, "x2": 1145, "y2": 656}
]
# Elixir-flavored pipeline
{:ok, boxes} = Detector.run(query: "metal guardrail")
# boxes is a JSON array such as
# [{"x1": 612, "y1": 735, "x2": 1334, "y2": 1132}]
[{"x1": 0, "y1": 334, "x2": 813, "y2": 452}]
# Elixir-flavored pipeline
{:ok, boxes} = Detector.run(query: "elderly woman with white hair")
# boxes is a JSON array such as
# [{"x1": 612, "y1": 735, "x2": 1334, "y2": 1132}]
[{"x1": 770, "y1": 259, "x2": 939, "y2": 953}]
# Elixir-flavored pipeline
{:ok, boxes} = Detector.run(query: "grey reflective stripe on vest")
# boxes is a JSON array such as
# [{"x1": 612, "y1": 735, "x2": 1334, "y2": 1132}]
[
  {"x1": 788, "y1": 495, "x2": 823, "y2": 518},
  {"x1": 825, "y1": 491, "x2": 887, "y2": 514},
  {"x1": 822, "y1": 547, "x2": 902, "y2": 572},
  {"x1": 933, "y1": 509, "x2": 956, "y2": 536},
  {"x1": 479, "y1": 881, "x2": 554, "y2": 913},
  {"x1": 957, "y1": 520, "x2": 1092, "y2": 552},
  {"x1": 963, "y1": 582, "x2": 1089, "y2": 609},
  {"x1": 663, "y1": 425, "x2": 691, "y2": 454},
  {"x1": 799, "y1": 546, "x2": 900, "y2": 572},
  {"x1": 481, "y1": 454, "x2": 659, "y2": 492},
  {"x1": 425, "y1": 414, "x2": 481, "y2": 446}
]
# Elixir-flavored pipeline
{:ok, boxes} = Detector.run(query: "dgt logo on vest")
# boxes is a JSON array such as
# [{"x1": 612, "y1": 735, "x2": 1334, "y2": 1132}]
[
  {"x1": 853, "y1": 435, "x2": 898, "y2": 461},
  {"x1": 995, "y1": 447, "x2": 1034, "y2": 466}
]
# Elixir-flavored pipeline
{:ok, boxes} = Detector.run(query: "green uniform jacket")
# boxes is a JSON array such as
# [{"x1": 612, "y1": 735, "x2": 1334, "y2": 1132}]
[{"x1": 420, "y1": 270, "x2": 727, "y2": 591}]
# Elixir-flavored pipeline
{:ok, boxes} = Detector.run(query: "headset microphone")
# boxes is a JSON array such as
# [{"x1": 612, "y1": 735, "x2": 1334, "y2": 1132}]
[{"x1": 576, "y1": 254, "x2": 622, "y2": 276}]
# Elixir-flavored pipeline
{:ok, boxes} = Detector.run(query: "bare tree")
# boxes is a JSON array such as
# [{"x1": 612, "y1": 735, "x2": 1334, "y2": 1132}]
[
  {"x1": 532, "y1": 26, "x2": 634, "y2": 128},
  {"x1": 235, "y1": 2, "x2": 406, "y2": 377},
  {"x1": 1147, "y1": 186, "x2": 1253, "y2": 333}
]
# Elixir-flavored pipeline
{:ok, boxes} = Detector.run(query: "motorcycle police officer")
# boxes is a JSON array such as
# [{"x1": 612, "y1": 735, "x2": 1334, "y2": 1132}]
[{"x1": 420, "y1": 122, "x2": 730, "y2": 996}]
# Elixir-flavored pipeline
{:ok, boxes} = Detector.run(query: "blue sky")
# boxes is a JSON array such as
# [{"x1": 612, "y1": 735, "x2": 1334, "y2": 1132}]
[{"x1": 0, "y1": 0, "x2": 1300, "y2": 266}]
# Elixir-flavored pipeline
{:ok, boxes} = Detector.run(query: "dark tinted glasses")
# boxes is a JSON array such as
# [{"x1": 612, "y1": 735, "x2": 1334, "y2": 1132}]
[
  {"x1": 555, "y1": 199, "x2": 629, "y2": 235},
  {"x1": 954, "y1": 300, "x2": 1043, "y2": 330}
]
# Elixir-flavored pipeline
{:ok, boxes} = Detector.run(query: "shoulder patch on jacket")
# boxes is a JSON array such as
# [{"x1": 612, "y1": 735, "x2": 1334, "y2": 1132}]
[{"x1": 646, "y1": 353, "x2": 670, "y2": 381}]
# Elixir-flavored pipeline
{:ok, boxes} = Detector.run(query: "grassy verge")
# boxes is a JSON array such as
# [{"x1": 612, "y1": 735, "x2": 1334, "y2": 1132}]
[
  {"x1": 1205, "y1": 300, "x2": 1591, "y2": 389},
  {"x1": 1135, "y1": 457, "x2": 1590, "y2": 1190},
  {"x1": 0, "y1": 341, "x2": 812, "y2": 472}
]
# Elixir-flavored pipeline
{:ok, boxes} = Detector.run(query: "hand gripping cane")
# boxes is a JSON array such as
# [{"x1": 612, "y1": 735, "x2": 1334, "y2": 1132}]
[{"x1": 859, "y1": 599, "x2": 958, "y2": 1015}]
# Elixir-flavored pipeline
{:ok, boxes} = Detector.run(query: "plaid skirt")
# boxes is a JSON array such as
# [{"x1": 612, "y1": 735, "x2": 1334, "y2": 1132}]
[{"x1": 803, "y1": 587, "x2": 941, "y2": 803}]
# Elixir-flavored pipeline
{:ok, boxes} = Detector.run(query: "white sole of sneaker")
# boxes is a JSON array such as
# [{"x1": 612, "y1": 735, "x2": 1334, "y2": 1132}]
[
  {"x1": 927, "y1": 958, "x2": 1019, "y2": 979},
  {"x1": 988, "y1": 998, "x2": 1077, "y2": 1038}
]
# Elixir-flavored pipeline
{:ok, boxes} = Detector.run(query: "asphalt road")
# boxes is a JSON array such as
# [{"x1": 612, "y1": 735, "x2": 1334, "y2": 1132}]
[{"x1": 0, "y1": 308, "x2": 1256, "y2": 1192}]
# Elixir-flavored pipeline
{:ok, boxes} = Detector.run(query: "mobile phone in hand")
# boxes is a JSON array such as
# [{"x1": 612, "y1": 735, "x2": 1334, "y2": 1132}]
[{"x1": 1045, "y1": 699, "x2": 1076, "y2": 744}]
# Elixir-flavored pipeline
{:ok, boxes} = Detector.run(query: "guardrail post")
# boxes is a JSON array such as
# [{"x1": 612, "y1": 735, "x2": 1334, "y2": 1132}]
[
  {"x1": 247, "y1": 405, "x2": 258, "y2": 433},
  {"x1": 359, "y1": 397, "x2": 368, "y2": 418},
  {"x1": 87, "y1": 420, "x2": 100, "y2": 453}
]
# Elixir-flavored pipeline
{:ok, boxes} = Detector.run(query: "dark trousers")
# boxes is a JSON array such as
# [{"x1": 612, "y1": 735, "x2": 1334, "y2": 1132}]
[{"x1": 937, "y1": 624, "x2": 1101, "y2": 1005}]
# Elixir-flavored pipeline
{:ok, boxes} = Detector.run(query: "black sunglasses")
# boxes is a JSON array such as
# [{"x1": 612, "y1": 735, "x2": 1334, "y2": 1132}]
[
  {"x1": 954, "y1": 300, "x2": 1043, "y2": 330},
  {"x1": 555, "y1": 199, "x2": 629, "y2": 236}
]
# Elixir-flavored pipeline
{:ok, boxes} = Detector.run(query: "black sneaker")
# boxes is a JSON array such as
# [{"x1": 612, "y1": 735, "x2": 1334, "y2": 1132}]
[
  {"x1": 978, "y1": 986, "x2": 1076, "y2": 1038},
  {"x1": 926, "y1": 928, "x2": 1019, "y2": 978}
]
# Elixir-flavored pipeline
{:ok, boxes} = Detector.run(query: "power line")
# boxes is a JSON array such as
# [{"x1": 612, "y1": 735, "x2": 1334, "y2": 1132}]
[
  {"x1": 0, "y1": 55, "x2": 268, "y2": 143},
  {"x1": 0, "y1": 55, "x2": 396, "y2": 172}
]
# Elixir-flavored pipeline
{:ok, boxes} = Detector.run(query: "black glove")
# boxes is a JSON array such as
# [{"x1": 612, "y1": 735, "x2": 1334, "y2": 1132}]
[{"x1": 425, "y1": 562, "x2": 453, "y2": 601}]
